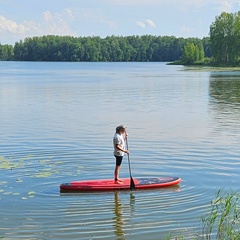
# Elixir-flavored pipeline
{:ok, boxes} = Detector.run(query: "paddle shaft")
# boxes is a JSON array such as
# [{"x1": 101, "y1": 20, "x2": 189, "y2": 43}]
[{"x1": 126, "y1": 137, "x2": 136, "y2": 190}]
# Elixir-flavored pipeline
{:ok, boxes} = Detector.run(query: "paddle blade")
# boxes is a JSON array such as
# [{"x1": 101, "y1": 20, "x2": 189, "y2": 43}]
[{"x1": 130, "y1": 177, "x2": 136, "y2": 191}]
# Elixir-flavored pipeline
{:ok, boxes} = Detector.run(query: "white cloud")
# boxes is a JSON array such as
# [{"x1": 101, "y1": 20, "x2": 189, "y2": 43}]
[
  {"x1": 41, "y1": 10, "x2": 74, "y2": 35},
  {"x1": 0, "y1": 10, "x2": 75, "y2": 44},
  {"x1": 220, "y1": 0, "x2": 233, "y2": 12},
  {"x1": 136, "y1": 19, "x2": 157, "y2": 29},
  {"x1": 43, "y1": 11, "x2": 52, "y2": 21},
  {"x1": 146, "y1": 19, "x2": 156, "y2": 28},
  {"x1": 0, "y1": 16, "x2": 28, "y2": 34},
  {"x1": 23, "y1": 21, "x2": 42, "y2": 34},
  {"x1": 136, "y1": 21, "x2": 146, "y2": 28},
  {"x1": 64, "y1": 8, "x2": 75, "y2": 20}
]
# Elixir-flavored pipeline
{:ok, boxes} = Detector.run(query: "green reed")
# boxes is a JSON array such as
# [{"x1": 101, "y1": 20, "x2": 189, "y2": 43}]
[
  {"x1": 166, "y1": 189, "x2": 240, "y2": 239},
  {"x1": 201, "y1": 189, "x2": 240, "y2": 239}
]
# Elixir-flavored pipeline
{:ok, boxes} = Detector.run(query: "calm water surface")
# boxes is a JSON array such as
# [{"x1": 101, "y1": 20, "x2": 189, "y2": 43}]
[{"x1": 1, "y1": 62, "x2": 240, "y2": 239}]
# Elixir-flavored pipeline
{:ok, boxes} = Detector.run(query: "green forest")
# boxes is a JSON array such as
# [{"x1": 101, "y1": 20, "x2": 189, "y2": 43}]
[
  {"x1": 1, "y1": 11, "x2": 240, "y2": 66},
  {"x1": 1, "y1": 35, "x2": 211, "y2": 63}
]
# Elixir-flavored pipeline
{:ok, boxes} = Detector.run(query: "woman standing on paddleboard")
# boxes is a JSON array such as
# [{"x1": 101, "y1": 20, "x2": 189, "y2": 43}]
[{"x1": 113, "y1": 125, "x2": 130, "y2": 184}]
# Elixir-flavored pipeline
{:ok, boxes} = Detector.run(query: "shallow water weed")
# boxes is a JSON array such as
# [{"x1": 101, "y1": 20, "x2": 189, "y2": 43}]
[
  {"x1": 0, "y1": 155, "x2": 33, "y2": 170},
  {"x1": 0, "y1": 156, "x2": 17, "y2": 169}
]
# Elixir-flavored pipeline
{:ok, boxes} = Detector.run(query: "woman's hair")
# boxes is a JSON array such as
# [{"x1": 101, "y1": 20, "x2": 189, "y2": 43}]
[{"x1": 116, "y1": 125, "x2": 126, "y2": 133}]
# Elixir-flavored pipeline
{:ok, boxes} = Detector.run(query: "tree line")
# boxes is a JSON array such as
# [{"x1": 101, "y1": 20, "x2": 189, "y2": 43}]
[
  {"x1": 0, "y1": 35, "x2": 211, "y2": 62},
  {"x1": 1, "y1": 10, "x2": 240, "y2": 65}
]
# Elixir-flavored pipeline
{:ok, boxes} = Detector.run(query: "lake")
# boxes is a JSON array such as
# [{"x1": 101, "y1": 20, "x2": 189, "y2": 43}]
[{"x1": 0, "y1": 62, "x2": 240, "y2": 239}]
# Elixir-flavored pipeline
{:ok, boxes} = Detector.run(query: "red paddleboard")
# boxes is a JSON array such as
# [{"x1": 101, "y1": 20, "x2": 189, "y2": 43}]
[{"x1": 60, "y1": 177, "x2": 181, "y2": 192}]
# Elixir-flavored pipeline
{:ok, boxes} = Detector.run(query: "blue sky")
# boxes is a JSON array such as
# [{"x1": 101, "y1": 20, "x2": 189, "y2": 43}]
[{"x1": 0, "y1": 0, "x2": 239, "y2": 44}]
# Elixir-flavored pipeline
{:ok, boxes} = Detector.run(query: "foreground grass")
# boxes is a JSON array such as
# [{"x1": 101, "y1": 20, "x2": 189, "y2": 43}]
[{"x1": 167, "y1": 190, "x2": 240, "y2": 239}]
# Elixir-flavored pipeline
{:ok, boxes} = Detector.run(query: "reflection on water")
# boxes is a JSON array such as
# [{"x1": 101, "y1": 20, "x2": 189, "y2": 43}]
[
  {"x1": 209, "y1": 72, "x2": 240, "y2": 145},
  {"x1": 209, "y1": 72, "x2": 240, "y2": 105},
  {"x1": 113, "y1": 192, "x2": 136, "y2": 239},
  {"x1": 113, "y1": 191, "x2": 125, "y2": 239}
]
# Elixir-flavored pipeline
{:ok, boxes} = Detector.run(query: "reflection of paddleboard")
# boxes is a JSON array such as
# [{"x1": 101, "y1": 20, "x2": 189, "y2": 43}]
[{"x1": 60, "y1": 177, "x2": 181, "y2": 192}]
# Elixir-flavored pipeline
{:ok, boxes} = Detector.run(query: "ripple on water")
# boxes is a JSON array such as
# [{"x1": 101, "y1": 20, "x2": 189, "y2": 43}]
[{"x1": 1, "y1": 62, "x2": 240, "y2": 239}]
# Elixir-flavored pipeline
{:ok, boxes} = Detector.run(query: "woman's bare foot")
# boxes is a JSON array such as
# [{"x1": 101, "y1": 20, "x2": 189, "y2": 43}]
[{"x1": 115, "y1": 178, "x2": 124, "y2": 184}]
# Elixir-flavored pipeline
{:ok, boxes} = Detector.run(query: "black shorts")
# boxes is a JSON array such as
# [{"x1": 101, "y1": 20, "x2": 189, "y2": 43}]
[{"x1": 115, "y1": 155, "x2": 123, "y2": 166}]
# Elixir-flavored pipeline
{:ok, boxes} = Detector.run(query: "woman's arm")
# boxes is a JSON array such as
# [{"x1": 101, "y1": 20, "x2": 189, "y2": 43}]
[{"x1": 115, "y1": 144, "x2": 129, "y2": 154}]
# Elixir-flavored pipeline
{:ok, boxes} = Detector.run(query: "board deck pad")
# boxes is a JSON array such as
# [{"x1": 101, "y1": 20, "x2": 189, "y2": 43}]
[{"x1": 60, "y1": 177, "x2": 181, "y2": 191}]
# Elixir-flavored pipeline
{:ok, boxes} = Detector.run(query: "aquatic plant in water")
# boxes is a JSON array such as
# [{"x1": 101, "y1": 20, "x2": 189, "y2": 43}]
[
  {"x1": 201, "y1": 189, "x2": 240, "y2": 239},
  {"x1": 166, "y1": 190, "x2": 240, "y2": 239}
]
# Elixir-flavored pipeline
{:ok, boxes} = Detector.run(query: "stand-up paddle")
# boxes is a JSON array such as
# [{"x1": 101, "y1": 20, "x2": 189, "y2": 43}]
[{"x1": 126, "y1": 137, "x2": 135, "y2": 190}]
